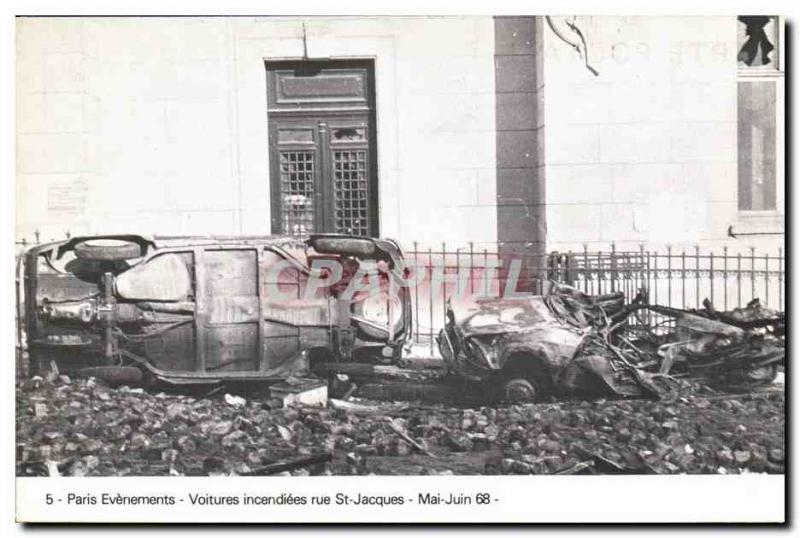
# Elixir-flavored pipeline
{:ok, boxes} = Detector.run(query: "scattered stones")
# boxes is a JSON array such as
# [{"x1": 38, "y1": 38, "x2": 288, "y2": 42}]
[
  {"x1": 734, "y1": 450, "x2": 752, "y2": 465},
  {"x1": 224, "y1": 394, "x2": 247, "y2": 407},
  {"x1": 15, "y1": 375, "x2": 784, "y2": 476},
  {"x1": 165, "y1": 403, "x2": 188, "y2": 420},
  {"x1": 33, "y1": 403, "x2": 48, "y2": 417},
  {"x1": 716, "y1": 449, "x2": 734, "y2": 466},
  {"x1": 221, "y1": 430, "x2": 250, "y2": 448},
  {"x1": 201, "y1": 421, "x2": 233, "y2": 436},
  {"x1": 768, "y1": 448, "x2": 784, "y2": 463},
  {"x1": 443, "y1": 432, "x2": 473, "y2": 452}
]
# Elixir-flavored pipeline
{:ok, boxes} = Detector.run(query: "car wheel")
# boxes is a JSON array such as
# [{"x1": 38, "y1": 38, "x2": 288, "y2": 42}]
[
  {"x1": 74, "y1": 239, "x2": 142, "y2": 262},
  {"x1": 742, "y1": 364, "x2": 778, "y2": 385},
  {"x1": 501, "y1": 354, "x2": 552, "y2": 403},
  {"x1": 503, "y1": 377, "x2": 539, "y2": 403},
  {"x1": 351, "y1": 292, "x2": 404, "y2": 341}
]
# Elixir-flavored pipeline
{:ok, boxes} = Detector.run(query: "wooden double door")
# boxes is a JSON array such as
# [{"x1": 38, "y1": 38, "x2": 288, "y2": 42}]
[{"x1": 267, "y1": 60, "x2": 379, "y2": 237}]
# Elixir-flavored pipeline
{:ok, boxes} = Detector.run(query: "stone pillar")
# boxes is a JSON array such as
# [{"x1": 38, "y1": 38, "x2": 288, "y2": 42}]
[{"x1": 494, "y1": 16, "x2": 546, "y2": 293}]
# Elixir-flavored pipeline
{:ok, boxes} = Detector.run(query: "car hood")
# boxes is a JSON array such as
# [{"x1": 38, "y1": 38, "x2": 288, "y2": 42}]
[{"x1": 449, "y1": 296, "x2": 566, "y2": 337}]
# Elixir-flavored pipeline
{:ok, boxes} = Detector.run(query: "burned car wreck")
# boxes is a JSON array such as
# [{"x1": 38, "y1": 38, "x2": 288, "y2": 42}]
[
  {"x1": 18, "y1": 234, "x2": 411, "y2": 386},
  {"x1": 438, "y1": 283, "x2": 784, "y2": 402}
]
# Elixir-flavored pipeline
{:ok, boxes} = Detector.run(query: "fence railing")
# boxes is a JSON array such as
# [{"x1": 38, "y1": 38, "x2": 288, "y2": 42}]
[
  {"x1": 403, "y1": 243, "x2": 785, "y2": 353},
  {"x1": 16, "y1": 234, "x2": 785, "y2": 358}
]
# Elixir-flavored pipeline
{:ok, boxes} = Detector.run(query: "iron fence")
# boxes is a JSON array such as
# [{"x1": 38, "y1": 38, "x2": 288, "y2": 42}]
[
  {"x1": 403, "y1": 242, "x2": 785, "y2": 353},
  {"x1": 15, "y1": 234, "x2": 786, "y2": 358}
]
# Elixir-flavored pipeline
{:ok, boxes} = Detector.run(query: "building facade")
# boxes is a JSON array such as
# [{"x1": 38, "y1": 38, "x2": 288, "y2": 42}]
[{"x1": 16, "y1": 16, "x2": 785, "y2": 258}]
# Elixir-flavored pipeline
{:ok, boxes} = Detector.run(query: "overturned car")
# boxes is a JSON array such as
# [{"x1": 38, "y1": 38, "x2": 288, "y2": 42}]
[
  {"x1": 438, "y1": 283, "x2": 784, "y2": 402},
  {"x1": 18, "y1": 234, "x2": 411, "y2": 386}
]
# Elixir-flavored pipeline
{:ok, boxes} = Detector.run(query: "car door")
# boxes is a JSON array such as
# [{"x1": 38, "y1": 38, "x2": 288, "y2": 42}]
[
  {"x1": 260, "y1": 248, "x2": 334, "y2": 370},
  {"x1": 197, "y1": 247, "x2": 260, "y2": 373}
]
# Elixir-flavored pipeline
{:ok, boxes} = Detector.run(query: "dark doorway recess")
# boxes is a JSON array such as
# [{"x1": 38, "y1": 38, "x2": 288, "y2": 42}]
[{"x1": 266, "y1": 59, "x2": 379, "y2": 236}]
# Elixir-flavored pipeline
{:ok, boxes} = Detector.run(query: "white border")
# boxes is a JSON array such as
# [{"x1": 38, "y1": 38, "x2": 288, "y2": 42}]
[
  {"x1": 15, "y1": 475, "x2": 786, "y2": 523},
  {"x1": 4, "y1": 0, "x2": 796, "y2": 533}
]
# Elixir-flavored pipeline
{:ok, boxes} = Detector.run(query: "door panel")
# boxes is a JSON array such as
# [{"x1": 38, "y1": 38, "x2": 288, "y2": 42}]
[
  {"x1": 270, "y1": 68, "x2": 369, "y2": 105},
  {"x1": 128, "y1": 251, "x2": 197, "y2": 373},
  {"x1": 260, "y1": 249, "x2": 332, "y2": 369},
  {"x1": 267, "y1": 63, "x2": 371, "y2": 109},
  {"x1": 203, "y1": 325, "x2": 258, "y2": 373},
  {"x1": 201, "y1": 249, "x2": 259, "y2": 372}
]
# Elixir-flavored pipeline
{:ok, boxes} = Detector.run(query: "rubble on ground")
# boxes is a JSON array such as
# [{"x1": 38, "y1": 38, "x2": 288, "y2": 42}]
[
  {"x1": 559, "y1": 290, "x2": 785, "y2": 397},
  {"x1": 441, "y1": 284, "x2": 785, "y2": 402},
  {"x1": 16, "y1": 373, "x2": 784, "y2": 476}
]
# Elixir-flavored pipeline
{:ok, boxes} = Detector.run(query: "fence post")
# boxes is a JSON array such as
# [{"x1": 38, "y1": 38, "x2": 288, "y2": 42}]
[
  {"x1": 709, "y1": 251, "x2": 715, "y2": 308},
  {"x1": 708, "y1": 250, "x2": 714, "y2": 305},
  {"x1": 413, "y1": 241, "x2": 419, "y2": 343},
  {"x1": 723, "y1": 246, "x2": 728, "y2": 311},
  {"x1": 597, "y1": 250, "x2": 603, "y2": 294},
  {"x1": 610, "y1": 242, "x2": 617, "y2": 293},
  {"x1": 469, "y1": 241, "x2": 474, "y2": 294},
  {"x1": 428, "y1": 247, "x2": 434, "y2": 356},
  {"x1": 566, "y1": 249, "x2": 574, "y2": 289},
  {"x1": 639, "y1": 244, "x2": 645, "y2": 301},
  {"x1": 681, "y1": 249, "x2": 686, "y2": 309},
  {"x1": 737, "y1": 252, "x2": 742, "y2": 308},
  {"x1": 455, "y1": 243, "x2": 460, "y2": 298},
  {"x1": 653, "y1": 249, "x2": 659, "y2": 305},
  {"x1": 695, "y1": 246, "x2": 700, "y2": 309},
  {"x1": 666, "y1": 245, "x2": 672, "y2": 308},
  {"x1": 582, "y1": 244, "x2": 589, "y2": 294},
  {"x1": 483, "y1": 247, "x2": 489, "y2": 296},
  {"x1": 442, "y1": 242, "x2": 447, "y2": 347}
]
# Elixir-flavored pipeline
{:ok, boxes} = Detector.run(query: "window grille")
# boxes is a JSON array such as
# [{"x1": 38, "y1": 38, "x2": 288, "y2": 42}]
[
  {"x1": 333, "y1": 150, "x2": 369, "y2": 235},
  {"x1": 279, "y1": 151, "x2": 315, "y2": 236}
]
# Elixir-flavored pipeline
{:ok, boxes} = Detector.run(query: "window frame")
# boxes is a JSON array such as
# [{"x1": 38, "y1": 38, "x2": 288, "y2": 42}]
[{"x1": 735, "y1": 16, "x2": 784, "y2": 221}]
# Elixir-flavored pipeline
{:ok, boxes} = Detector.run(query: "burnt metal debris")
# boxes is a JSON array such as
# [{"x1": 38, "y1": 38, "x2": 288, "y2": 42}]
[{"x1": 439, "y1": 282, "x2": 784, "y2": 403}]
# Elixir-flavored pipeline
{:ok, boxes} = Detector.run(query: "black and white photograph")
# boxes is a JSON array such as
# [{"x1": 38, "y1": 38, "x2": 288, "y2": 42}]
[{"x1": 9, "y1": 6, "x2": 788, "y2": 525}]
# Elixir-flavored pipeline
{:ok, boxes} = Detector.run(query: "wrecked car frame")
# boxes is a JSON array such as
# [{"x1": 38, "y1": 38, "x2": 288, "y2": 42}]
[
  {"x1": 19, "y1": 233, "x2": 412, "y2": 385},
  {"x1": 438, "y1": 283, "x2": 784, "y2": 402}
]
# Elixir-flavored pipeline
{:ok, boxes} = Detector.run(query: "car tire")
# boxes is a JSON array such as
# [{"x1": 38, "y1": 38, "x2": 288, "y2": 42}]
[
  {"x1": 351, "y1": 296, "x2": 404, "y2": 341},
  {"x1": 742, "y1": 363, "x2": 778, "y2": 385},
  {"x1": 503, "y1": 377, "x2": 540, "y2": 403},
  {"x1": 74, "y1": 239, "x2": 142, "y2": 262},
  {"x1": 500, "y1": 354, "x2": 552, "y2": 403}
]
